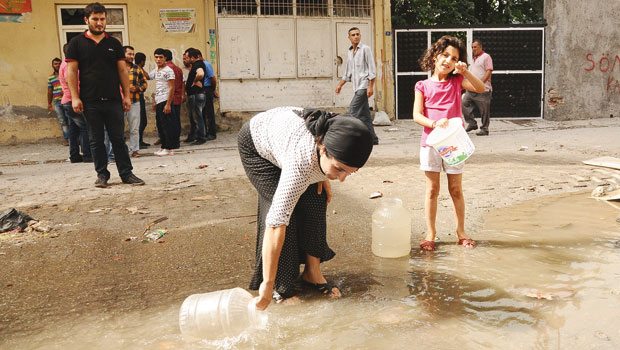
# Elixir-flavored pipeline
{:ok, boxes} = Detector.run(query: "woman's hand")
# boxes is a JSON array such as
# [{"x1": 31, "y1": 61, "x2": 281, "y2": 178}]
[
  {"x1": 317, "y1": 180, "x2": 333, "y2": 204},
  {"x1": 454, "y1": 61, "x2": 468, "y2": 75},
  {"x1": 254, "y1": 281, "x2": 273, "y2": 310}
]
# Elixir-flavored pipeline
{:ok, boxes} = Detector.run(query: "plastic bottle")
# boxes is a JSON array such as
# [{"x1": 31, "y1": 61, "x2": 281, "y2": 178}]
[
  {"x1": 178, "y1": 287, "x2": 268, "y2": 339},
  {"x1": 371, "y1": 198, "x2": 412, "y2": 258}
]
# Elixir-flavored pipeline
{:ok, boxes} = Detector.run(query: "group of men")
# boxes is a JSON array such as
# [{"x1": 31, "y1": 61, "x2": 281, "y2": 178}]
[{"x1": 49, "y1": 2, "x2": 218, "y2": 188}]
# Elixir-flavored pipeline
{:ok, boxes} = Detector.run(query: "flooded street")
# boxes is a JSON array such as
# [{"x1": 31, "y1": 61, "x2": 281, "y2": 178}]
[{"x1": 4, "y1": 192, "x2": 618, "y2": 349}]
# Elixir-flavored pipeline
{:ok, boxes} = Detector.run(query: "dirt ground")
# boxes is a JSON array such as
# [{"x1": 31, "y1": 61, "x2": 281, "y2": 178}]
[{"x1": 1, "y1": 117, "x2": 619, "y2": 342}]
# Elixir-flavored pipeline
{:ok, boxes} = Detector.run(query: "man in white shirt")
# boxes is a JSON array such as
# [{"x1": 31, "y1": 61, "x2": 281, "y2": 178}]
[
  {"x1": 149, "y1": 48, "x2": 176, "y2": 155},
  {"x1": 462, "y1": 39, "x2": 493, "y2": 136},
  {"x1": 335, "y1": 27, "x2": 379, "y2": 145}
]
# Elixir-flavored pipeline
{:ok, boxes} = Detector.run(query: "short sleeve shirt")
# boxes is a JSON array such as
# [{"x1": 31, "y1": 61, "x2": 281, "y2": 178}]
[
  {"x1": 470, "y1": 52, "x2": 493, "y2": 92},
  {"x1": 47, "y1": 74, "x2": 63, "y2": 104},
  {"x1": 186, "y1": 60, "x2": 207, "y2": 95},
  {"x1": 203, "y1": 60, "x2": 215, "y2": 87},
  {"x1": 415, "y1": 75, "x2": 464, "y2": 146},
  {"x1": 149, "y1": 66, "x2": 175, "y2": 105},
  {"x1": 65, "y1": 31, "x2": 124, "y2": 102},
  {"x1": 249, "y1": 107, "x2": 326, "y2": 227}
]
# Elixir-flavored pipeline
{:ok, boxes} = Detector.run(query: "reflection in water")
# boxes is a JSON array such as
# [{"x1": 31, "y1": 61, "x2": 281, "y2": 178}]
[{"x1": 2, "y1": 193, "x2": 619, "y2": 349}]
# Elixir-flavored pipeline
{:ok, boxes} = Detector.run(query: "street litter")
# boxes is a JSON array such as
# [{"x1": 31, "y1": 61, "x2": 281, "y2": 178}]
[
  {"x1": 163, "y1": 183, "x2": 197, "y2": 191},
  {"x1": 217, "y1": 167, "x2": 225, "y2": 172},
  {"x1": 141, "y1": 216, "x2": 168, "y2": 237},
  {"x1": 125, "y1": 236, "x2": 138, "y2": 242},
  {"x1": 582, "y1": 156, "x2": 620, "y2": 170},
  {"x1": 591, "y1": 185, "x2": 620, "y2": 201},
  {"x1": 126, "y1": 207, "x2": 151, "y2": 214},
  {"x1": 158, "y1": 164, "x2": 168, "y2": 167},
  {"x1": 385, "y1": 127, "x2": 400, "y2": 132},
  {"x1": 372, "y1": 111, "x2": 392, "y2": 126},
  {"x1": 534, "y1": 149, "x2": 547, "y2": 152},
  {"x1": 519, "y1": 146, "x2": 528, "y2": 151},
  {"x1": 143, "y1": 229, "x2": 167, "y2": 242},
  {"x1": 369, "y1": 191, "x2": 383, "y2": 199},
  {"x1": 197, "y1": 164, "x2": 209, "y2": 169},
  {"x1": 88, "y1": 208, "x2": 112, "y2": 213},
  {"x1": 1, "y1": 208, "x2": 34, "y2": 233},
  {"x1": 383, "y1": 180, "x2": 393, "y2": 183}
]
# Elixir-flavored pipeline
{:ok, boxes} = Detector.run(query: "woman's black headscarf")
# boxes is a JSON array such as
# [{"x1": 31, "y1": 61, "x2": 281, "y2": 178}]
[{"x1": 298, "y1": 109, "x2": 373, "y2": 168}]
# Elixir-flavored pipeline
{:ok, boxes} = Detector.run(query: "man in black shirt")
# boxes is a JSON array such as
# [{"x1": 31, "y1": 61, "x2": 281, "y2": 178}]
[
  {"x1": 183, "y1": 48, "x2": 208, "y2": 145},
  {"x1": 66, "y1": 2, "x2": 144, "y2": 188}
]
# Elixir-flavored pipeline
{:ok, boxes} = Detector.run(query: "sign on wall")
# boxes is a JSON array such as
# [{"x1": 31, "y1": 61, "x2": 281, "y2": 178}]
[
  {"x1": 159, "y1": 8, "x2": 195, "y2": 33},
  {"x1": 0, "y1": 0, "x2": 31, "y2": 14}
]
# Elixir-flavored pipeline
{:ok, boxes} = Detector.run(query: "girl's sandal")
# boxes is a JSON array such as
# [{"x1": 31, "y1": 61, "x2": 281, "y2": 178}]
[
  {"x1": 419, "y1": 240, "x2": 436, "y2": 251},
  {"x1": 457, "y1": 238, "x2": 476, "y2": 248}
]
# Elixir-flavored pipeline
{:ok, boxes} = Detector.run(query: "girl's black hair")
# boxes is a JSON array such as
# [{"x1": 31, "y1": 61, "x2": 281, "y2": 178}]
[{"x1": 296, "y1": 108, "x2": 338, "y2": 142}]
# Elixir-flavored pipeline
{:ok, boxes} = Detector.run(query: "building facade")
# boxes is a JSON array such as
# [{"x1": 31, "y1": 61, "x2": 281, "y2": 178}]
[{"x1": 0, "y1": 0, "x2": 394, "y2": 144}]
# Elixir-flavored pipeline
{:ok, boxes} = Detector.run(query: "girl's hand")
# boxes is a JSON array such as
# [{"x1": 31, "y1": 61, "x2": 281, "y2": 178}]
[
  {"x1": 434, "y1": 118, "x2": 449, "y2": 128},
  {"x1": 454, "y1": 61, "x2": 468, "y2": 75}
]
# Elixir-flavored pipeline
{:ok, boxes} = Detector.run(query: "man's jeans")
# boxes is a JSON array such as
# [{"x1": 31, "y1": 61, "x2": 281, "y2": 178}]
[
  {"x1": 53, "y1": 102, "x2": 69, "y2": 140},
  {"x1": 349, "y1": 89, "x2": 378, "y2": 143},
  {"x1": 188, "y1": 93, "x2": 206, "y2": 141},
  {"x1": 125, "y1": 102, "x2": 140, "y2": 152},
  {"x1": 82, "y1": 100, "x2": 133, "y2": 180},
  {"x1": 138, "y1": 93, "x2": 147, "y2": 144},
  {"x1": 62, "y1": 103, "x2": 91, "y2": 161},
  {"x1": 203, "y1": 87, "x2": 217, "y2": 138}
]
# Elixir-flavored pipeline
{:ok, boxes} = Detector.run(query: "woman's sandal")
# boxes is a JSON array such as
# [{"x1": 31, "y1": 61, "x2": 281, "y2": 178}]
[
  {"x1": 302, "y1": 280, "x2": 341, "y2": 298},
  {"x1": 457, "y1": 238, "x2": 476, "y2": 248},
  {"x1": 419, "y1": 240, "x2": 436, "y2": 251}
]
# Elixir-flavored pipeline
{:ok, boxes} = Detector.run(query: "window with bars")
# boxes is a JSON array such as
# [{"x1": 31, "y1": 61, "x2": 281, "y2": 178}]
[
  {"x1": 297, "y1": 0, "x2": 328, "y2": 17},
  {"x1": 57, "y1": 5, "x2": 128, "y2": 49},
  {"x1": 333, "y1": 0, "x2": 371, "y2": 17},
  {"x1": 217, "y1": 0, "x2": 370, "y2": 18}
]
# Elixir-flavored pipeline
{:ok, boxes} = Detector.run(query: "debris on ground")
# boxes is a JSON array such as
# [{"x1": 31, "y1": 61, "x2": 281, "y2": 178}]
[
  {"x1": 383, "y1": 180, "x2": 393, "y2": 183},
  {"x1": 163, "y1": 183, "x2": 197, "y2": 191},
  {"x1": 143, "y1": 229, "x2": 167, "y2": 243},
  {"x1": 591, "y1": 184, "x2": 620, "y2": 201},
  {"x1": 534, "y1": 149, "x2": 547, "y2": 152},
  {"x1": 217, "y1": 167, "x2": 225, "y2": 172},
  {"x1": 519, "y1": 146, "x2": 529, "y2": 151},
  {"x1": 372, "y1": 111, "x2": 392, "y2": 126},
  {"x1": 124, "y1": 236, "x2": 138, "y2": 242},
  {"x1": 582, "y1": 156, "x2": 620, "y2": 170},
  {"x1": 126, "y1": 207, "x2": 151, "y2": 215},
  {"x1": 140, "y1": 216, "x2": 168, "y2": 237},
  {"x1": 1, "y1": 208, "x2": 34, "y2": 233},
  {"x1": 197, "y1": 164, "x2": 209, "y2": 169},
  {"x1": 385, "y1": 127, "x2": 400, "y2": 132},
  {"x1": 369, "y1": 191, "x2": 383, "y2": 199}
]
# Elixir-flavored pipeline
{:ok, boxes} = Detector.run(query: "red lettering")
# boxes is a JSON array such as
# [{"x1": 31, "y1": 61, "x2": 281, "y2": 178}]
[
  {"x1": 584, "y1": 53, "x2": 595, "y2": 72},
  {"x1": 599, "y1": 55, "x2": 610, "y2": 73},
  {"x1": 607, "y1": 76, "x2": 620, "y2": 94}
]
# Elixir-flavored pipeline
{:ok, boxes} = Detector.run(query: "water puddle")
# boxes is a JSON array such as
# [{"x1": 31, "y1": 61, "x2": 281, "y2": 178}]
[{"x1": 3, "y1": 192, "x2": 619, "y2": 349}]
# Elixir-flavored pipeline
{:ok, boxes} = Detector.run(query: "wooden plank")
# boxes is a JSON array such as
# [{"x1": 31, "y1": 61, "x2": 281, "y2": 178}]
[{"x1": 582, "y1": 157, "x2": 620, "y2": 170}]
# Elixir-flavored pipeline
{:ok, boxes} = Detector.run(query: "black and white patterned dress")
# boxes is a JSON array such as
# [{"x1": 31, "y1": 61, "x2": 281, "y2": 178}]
[{"x1": 238, "y1": 107, "x2": 335, "y2": 298}]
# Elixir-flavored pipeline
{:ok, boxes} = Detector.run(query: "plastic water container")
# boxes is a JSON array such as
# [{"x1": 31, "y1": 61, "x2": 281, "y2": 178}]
[
  {"x1": 178, "y1": 287, "x2": 268, "y2": 340},
  {"x1": 372, "y1": 198, "x2": 412, "y2": 258},
  {"x1": 426, "y1": 118, "x2": 475, "y2": 166}
]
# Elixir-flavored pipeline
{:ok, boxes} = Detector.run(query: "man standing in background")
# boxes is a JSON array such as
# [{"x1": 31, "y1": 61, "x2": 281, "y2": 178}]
[
  {"x1": 123, "y1": 45, "x2": 147, "y2": 157},
  {"x1": 335, "y1": 27, "x2": 379, "y2": 145},
  {"x1": 48, "y1": 57, "x2": 68, "y2": 145},
  {"x1": 462, "y1": 39, "x2": 493, "y2": 136},
  {"x1": 66, "y1": 2, "x2": 144, "y2": 188}
]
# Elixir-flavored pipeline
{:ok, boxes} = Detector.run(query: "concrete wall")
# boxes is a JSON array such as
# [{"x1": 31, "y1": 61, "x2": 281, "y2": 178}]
[{"x1": 544, "y1": 0, "x2": 620, "y2": 120}]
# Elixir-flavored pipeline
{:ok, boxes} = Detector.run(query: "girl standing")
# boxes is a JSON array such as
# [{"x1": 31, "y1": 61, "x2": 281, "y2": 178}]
[
  {"x1": 238, "y1": 107, "x2": 373, "y2": 309},
  {"x1": 413, "y1": 36, "x2": 485, "y2": 251}
]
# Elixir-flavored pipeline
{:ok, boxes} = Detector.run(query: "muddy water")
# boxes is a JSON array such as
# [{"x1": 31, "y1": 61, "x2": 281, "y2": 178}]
[{"x1": 3, "y1": 193, "x2": 619, "y2": 349}]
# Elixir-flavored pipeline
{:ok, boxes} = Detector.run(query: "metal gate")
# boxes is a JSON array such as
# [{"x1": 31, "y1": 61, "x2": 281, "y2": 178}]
[{"x1": 395, "y1": 27, "x2": 545, "y2": 119}]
